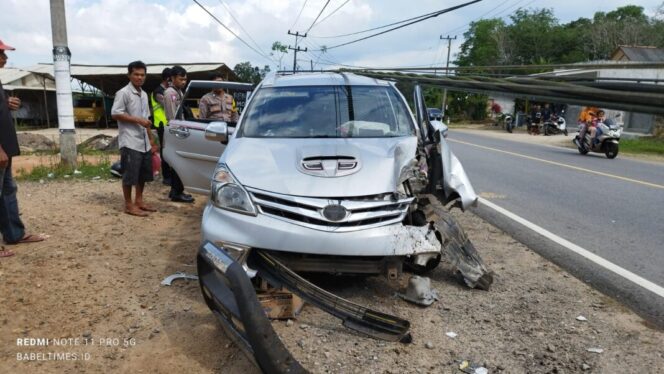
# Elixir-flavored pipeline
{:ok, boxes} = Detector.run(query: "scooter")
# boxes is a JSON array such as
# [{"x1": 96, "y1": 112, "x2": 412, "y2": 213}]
[
  {"x1": 573, "y1": 115, "x2": 622, "y2": 159},
  {"x1": 503, "y1": 113, "x2": 514, "y2": 133},
  {"x1": 543, "y1": 112, "x2": 567, "y2": 136}
]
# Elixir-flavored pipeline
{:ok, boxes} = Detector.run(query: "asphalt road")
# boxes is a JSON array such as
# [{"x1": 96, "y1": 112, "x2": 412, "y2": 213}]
[{"x1": 447, "y1": 129, "x2": 664, "y2": 326}]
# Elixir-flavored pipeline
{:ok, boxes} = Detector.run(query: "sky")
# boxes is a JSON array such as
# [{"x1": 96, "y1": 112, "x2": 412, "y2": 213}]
[{"x1": 1, "y1": 0, "x2": 663, "y2": 72}]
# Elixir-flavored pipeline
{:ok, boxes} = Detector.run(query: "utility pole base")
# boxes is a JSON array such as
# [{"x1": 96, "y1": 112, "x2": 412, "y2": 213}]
[{"x1": 59, "y1": 131, "x2": 78, "y2": 169}]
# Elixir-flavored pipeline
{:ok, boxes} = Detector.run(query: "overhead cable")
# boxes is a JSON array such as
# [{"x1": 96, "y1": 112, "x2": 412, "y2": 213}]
[
  {"x1": 290, "y1": 0, "x2": 309, "y2": 30},
  {"x1": 311, "y1": 0, "x2": 351, "y2": 28},
  {"x1": 305, "y1": 0, "x2": 331, "y2": 34},
  {"x1": 192, "y1": 0, "x2": 273, "y2": 63},
  {"x1": 310, "y1": 0, "x2": 483, "y2": 51},
  {"x1": 217, "y1": 0, "x2": 271, "y2": 61}
]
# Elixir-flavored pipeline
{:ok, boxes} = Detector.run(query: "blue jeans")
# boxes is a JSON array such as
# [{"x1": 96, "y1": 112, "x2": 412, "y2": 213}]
[{"x1": 0, "y1": 159, "x2": 25, "y2": 243}]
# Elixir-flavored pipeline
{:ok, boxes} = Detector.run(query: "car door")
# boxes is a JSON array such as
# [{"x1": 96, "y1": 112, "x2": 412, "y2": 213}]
[{"x1": 163, "y1": 80, "x2": 253, "y2": 194}]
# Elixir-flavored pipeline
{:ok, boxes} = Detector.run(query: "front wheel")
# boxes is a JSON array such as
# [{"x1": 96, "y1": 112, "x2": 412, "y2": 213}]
[
  {"x1": 563, "y1": 129, "x2": 568, "y2": 136},
  {"x1": 605, "y1": 142, "x2": 619, "y2": 159},
  {"x1": 506, "y1": 122, "x2": 513, "y2": 133}
]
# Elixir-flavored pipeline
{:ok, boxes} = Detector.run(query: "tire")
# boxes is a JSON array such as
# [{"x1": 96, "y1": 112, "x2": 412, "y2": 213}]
[
  {"x1": 605, "y1": 142, "x2": 619, "y2": 159},
  {"x1": 563, "y1": 129, "x2": 568, "y2": 136},
  {"x1": 506, "y1": 122, "x2": 513, "y2": 133},
  {"x1": 544, "y1": 125, "x2": 549, "y2": 136}
]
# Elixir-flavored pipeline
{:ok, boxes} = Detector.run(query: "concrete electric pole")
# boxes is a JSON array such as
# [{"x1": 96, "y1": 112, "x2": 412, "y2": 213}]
[
  {"x1": 440, "y1": 35, "x2": 457, "y2": 118},
  {"x1": 287, "y1": 30, "x2": 307, "y2": 73},
  {"x1": 50, "y1": 0, "x2": 77, "y2": 168}
]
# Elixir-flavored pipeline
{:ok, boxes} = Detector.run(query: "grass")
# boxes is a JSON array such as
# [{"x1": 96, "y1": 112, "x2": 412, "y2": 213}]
[
  {"x1": 16, "y1": 161, "x2": 113, "y2": 182},
  {"x1": 619, "y1": 137, "x2": 664, "y2": 156}
]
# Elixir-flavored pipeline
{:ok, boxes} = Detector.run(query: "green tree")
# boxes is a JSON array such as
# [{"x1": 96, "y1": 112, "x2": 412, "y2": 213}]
[
  {"x1": 271, "y1": 41, "x2": 289, "y2": 71},
  {"x1": 456, "y1": 19, "x2": 506, "y2": 67},
  {"x1": 233, "y1": 62, "x2": 270, "y2": 84}
]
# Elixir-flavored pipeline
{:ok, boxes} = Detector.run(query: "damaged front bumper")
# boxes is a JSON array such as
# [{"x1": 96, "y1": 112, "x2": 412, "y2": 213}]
[{"x1": 202, "y1": 202, "x2": 441, "y2": 258}]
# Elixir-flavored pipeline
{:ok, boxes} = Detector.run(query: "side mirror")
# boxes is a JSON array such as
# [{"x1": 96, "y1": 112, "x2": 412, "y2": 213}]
[{"x1": 205, "y1": 121, "x2": 229, "y2": 144}]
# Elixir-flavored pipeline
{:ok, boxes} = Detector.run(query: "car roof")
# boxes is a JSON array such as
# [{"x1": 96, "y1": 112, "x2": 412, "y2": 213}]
[{"x1": 260, "y1": 72, "x2": 391, "y2": 88}]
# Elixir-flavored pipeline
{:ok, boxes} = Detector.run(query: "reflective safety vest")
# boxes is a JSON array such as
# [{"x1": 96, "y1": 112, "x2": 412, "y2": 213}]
[{"x1": 151, "y1": 92, "x2": 167, "y2": 128}]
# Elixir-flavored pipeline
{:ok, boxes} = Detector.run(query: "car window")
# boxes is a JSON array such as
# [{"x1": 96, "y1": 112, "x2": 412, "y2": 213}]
[{"x1": 239, "y1": 85, "x2": 414, "y2": 138}]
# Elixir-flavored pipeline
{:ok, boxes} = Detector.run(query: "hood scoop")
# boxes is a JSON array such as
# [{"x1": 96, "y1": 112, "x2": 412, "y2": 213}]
[{"x1": 298, "y1": 156, "x2": 361, "y2": 177}]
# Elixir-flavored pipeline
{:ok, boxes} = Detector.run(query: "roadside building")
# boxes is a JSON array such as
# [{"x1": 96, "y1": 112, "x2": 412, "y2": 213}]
[{"x1": 0, "y1": 68, "x2": 56, "y2": 126}]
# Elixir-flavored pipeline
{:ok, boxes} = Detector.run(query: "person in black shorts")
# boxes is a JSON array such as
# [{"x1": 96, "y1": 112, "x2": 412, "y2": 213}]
[{"x1": 111, "y1": 61, "x2": 158, "y2": 217}]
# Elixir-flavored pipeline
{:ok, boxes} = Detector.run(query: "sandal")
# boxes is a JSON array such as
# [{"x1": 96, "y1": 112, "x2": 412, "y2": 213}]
[
  {"x1": 15, "y1": 234, "x2": 48, "y2": 244},
  {"x1": 0, "y1": 249, "x2": 15, "y2": 257}
]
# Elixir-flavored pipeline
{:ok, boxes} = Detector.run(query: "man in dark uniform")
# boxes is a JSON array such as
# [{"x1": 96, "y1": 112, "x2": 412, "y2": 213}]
[{"x1": 0, "y1": 39, "x2": 47, "y2": 256}]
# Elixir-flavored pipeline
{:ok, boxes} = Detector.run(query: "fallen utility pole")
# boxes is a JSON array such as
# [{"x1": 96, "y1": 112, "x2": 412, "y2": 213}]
[{"x1": 49, "y1": 0, "x2": 77, "y2": 168}]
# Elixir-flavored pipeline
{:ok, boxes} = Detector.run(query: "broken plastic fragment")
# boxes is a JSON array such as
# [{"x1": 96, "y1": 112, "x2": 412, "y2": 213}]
[
  {"x1": 576, "y1": 315, "x2": 587, "y2": 321},
  {"x1": 587, "y1": 347, "x2": 604, "y2": 354},
  {"x1": 397, "y1": 275, "x2": 439, "y2": 306},
  {"x1": 161, "y1": 272, "x2": 199, "y2": 286},
  {"x1": 446, "y1": 331, "x2": 457, "y2": 338}
]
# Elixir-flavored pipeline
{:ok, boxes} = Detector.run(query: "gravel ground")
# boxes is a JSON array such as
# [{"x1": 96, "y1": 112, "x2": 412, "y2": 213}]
[{"x1": 0, "y1": 178, "x2": 662, "y2": 374}]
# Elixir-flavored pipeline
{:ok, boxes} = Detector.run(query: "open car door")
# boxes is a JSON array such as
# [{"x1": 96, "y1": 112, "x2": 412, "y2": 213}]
[
  {"x1": 163, "y1": 80, "x2": 254, "y2": 194},
  {"x1": 413, "y1": 84, "x2": 477, "y2": 210}
]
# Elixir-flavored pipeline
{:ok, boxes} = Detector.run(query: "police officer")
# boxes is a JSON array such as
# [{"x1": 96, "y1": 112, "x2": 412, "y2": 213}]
[
  {"x1": 150, "y1": 67, "x2": 172, "y2": 184},
  {"x1": 198, "y1": 74, "x2": 238, "y2": 123},
  {"x1": 162, "y1": 65, "x2": 194, "y2": 203}
]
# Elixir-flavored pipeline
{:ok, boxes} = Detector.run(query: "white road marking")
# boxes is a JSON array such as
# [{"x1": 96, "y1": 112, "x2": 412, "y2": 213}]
[
  {"x1": 449, "y1": 138, "x2": 664, "y2": 190},
  {"x1": 479, "y1": 197, "x2": 664, "y2": 299}
]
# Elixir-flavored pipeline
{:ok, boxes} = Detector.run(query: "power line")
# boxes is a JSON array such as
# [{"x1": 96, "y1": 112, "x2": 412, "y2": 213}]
[
  {"x1": 192, "y1": 0, "x2": 273, "y2": 63},
  {"x1": 310, "y1": 0, "x2": 351, "y2": 29},
  {"x1": 310, "y1": 0, "x2": 482, "y2": 51},
  {"x1": 290, "y1": 0, "x2": 309, "y2": 30},
  {"x1": 216, "y1": 0, "x2": 273, "y2": 63},
  {"x1": 305, "y1": 0, "x2": 331, "y2": 34}
]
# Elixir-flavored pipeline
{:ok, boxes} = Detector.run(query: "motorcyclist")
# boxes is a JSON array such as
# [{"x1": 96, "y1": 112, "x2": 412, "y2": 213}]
[
  {"x1": 577, "y1": 106, "x2": 599, "y2": 148},
  {"x1": 589, "y1": 110, "x2": 606, "y2": 146}
]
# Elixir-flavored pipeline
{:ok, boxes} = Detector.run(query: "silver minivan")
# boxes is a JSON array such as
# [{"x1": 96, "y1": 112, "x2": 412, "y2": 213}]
[{"x1": 164, "y1": 72, "x2": 483, "y2": 279}]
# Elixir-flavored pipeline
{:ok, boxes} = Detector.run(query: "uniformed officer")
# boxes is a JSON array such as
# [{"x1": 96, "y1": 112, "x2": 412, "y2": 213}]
[
  {"x1": 162, "y1": 65, "x2": 194, "y2": 203},
  {"x1": 198, "y1": 74, "x2": 239, "y2": 123}
]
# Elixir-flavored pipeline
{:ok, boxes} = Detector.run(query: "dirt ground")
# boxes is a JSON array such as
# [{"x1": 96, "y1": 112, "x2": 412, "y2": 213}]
[{"x1": 0, "y1": 177, "x2": 662, "y2": 374}]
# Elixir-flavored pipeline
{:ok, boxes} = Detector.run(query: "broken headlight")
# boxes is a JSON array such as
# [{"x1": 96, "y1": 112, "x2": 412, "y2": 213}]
[{"x1": 210, "y1": 164, "x2": 257, "y2": 215}]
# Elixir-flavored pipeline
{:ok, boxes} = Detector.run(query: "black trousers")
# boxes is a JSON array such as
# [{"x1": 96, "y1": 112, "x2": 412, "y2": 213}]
[{"x1": 156, "y1": 126, "x2": 172, "y2": 180}]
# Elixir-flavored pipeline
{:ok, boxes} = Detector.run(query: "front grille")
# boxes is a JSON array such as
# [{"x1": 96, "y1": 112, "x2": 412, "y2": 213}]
[{"x1": 246, "y1": 187, "x2": 413, "y2": 232}]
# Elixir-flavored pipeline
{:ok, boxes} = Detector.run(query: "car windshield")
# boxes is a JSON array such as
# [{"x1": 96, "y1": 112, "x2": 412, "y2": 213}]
[{"x1": 238, "y1": 85, "x2": 414, "y2": 138}]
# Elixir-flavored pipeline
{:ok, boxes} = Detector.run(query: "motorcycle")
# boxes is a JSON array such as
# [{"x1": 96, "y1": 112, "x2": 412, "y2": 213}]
[
  {"x1": 573, "y1": 114, "x2": 622, "y2": 159},
  {"x1": 543, "y1": 111, "x2": 567, "y2": 136},
  {"x1": 527, "y1": 111, "x2": 542, "y2": 135},
  {"x1": 493, "y1": 112, "x2": 514, "y2": 133}
]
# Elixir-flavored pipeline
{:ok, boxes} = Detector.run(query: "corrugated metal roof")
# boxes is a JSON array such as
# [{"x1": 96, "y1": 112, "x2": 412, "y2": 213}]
[
  {"x1": 612, "y1": 46, "x2": 664, "y2": 62},
  {"x1": 26, "y1": 62, "x2": 237, "y2": 95},
  {"x1": 0, "y1": 68, "x2": 34, "y2": 85}
]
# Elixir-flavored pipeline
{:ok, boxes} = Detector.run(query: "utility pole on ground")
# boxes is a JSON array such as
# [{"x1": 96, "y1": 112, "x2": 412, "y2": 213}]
[
  {"x1": 50, "y1": 0, "x2": 77, "y2": 168},
  {"x1": 440, "y1": 35, "x2": 457, "y2": 119},
  {"x1": 287, "y1": 30, "x2": 307, "y2": 73}
]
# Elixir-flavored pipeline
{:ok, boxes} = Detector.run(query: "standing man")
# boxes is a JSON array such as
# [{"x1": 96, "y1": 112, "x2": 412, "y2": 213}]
[
  {"x1": 198, "y1": 73, "x2": 239, "y2": 123},
  {"x1": 0, "y1": 40, "x2": 47, "y2": 256},
  {"x1": 163, "y1": 65, "x2": 194, "y2": 203},
  {"x1": 150, "y1": 67, "x2": 172, "y2": 185},
  {"x1": 111, "y1": 60, "x2": 158, "y2": 217}
]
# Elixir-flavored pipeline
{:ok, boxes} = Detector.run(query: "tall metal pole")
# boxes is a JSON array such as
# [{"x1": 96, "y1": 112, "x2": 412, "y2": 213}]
[
  {"x1": 440, "y1": 35, "x2": 457, "y2": 118},
  {"x1": 287, "y1": 30, "x2": 307, "y2": 73},
  {"x1": 50, "y1": 0, "x2": 77, "y2": 168}
]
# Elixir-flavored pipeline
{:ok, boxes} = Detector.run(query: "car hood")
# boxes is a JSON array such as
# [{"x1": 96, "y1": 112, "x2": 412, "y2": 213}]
[{"x1": 222, "y1": 137, "x2": 418, "y2": 197}]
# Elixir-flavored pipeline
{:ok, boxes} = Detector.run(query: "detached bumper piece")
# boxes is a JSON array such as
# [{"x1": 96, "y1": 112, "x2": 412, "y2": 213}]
[
  {"x1": 250, "y1": 250, "x2": 412, "y2": 343},
  {"x1": 198, "y1": 241, "x2": 306, "y2": 374}
]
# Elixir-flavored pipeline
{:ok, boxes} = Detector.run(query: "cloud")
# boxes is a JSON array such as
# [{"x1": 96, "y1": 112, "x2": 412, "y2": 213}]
[{"x1": 1, "y1": 0, "x2": 662, "y2": 70}]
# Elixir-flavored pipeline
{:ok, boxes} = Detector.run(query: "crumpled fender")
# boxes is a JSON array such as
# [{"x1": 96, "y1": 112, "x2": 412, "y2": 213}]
[{"x1": 431, "y1": 121, "x2": 478, "y2": 210}]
